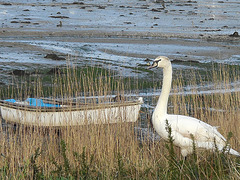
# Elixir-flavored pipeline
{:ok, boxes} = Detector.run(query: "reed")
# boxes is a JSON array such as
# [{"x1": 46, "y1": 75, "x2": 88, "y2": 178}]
[{"x1": 0, "y1": 63, "x2": 239, "y2": 179}]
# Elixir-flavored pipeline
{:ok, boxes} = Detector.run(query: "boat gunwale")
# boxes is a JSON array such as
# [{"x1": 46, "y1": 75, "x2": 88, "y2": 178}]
[{"x1": 0, "y1": 99, "x2": 142, "y2": 112}]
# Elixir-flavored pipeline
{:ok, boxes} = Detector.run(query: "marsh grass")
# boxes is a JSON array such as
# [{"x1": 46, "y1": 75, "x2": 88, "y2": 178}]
[{"x1": 0, "y1": 64, "x2": 239, "y2": 179}]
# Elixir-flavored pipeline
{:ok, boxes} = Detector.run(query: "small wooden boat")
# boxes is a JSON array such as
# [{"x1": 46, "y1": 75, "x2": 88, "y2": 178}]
[{"x1": 0, "y1": 96, "x2": 143, "y2": 126}]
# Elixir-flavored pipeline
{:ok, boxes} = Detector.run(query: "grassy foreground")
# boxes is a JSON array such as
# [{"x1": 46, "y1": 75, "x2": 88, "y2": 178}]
[{"x1": 0, "y1": 64, "x2": 239, "y2": 179}]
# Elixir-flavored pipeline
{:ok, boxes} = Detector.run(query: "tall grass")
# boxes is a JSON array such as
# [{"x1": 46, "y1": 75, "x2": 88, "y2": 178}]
[{"x1": 0, "y1": 64, "x2": 239, "y2": 179}]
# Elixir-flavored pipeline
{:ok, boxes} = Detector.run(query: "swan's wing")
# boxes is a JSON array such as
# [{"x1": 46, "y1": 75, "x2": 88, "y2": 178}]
[
  {"x1": 163, "y1": 115, "x2": 239, "y2": 156},
  {"x1": 166, "y1": 114, "x2": 226, "y2": 145}
]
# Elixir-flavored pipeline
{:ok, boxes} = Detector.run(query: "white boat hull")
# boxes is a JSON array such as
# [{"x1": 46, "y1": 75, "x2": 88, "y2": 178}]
[{"x1": 0, "y1": 97, "x2": 143, "y2": 126}]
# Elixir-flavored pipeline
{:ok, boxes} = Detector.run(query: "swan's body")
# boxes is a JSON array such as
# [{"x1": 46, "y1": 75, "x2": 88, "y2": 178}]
[{"x1": 149, "y1": 56, "x2": 239, "y2": 157}]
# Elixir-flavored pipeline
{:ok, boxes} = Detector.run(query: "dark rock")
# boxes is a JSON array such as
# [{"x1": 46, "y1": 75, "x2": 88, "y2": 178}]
[
  {"x1": 21, "y1": 21, "x2": 31, "y2": 24},
  {"x1": 222, "y1": 25, "x2": 228, "y2": 28},
  {"x1": 72, "y1": 2, "x2": 84, "y2": 5},
  {"x1": 49, "y1": 16, "x2": 69, "y2": 19},
  {"x1": 10, "y1": 70, "x2": 28, "y2": 76},
  {"x1": 151, "y1": 8, "x2": 163, "y2": 12},
  {"x1": 97, "y1": 6, "x2": 106, "y2": 9},
  {"x1": 229, "y1": 31, "x2": 239, "y2": 37},
  {"x1": 1, "y1": 3, "x2": 12, "y2": 6},
  {"x1": 44, "y1": 54, "x2": 66, "y2": 60}
]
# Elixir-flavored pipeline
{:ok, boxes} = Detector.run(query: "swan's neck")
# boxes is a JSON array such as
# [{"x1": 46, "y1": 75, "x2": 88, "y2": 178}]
[{"x1": 155, "y1": 65, "x2": 172, "y2": 116}]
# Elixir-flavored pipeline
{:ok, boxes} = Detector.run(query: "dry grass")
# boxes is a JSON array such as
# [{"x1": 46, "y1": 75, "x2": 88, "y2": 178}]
[{"x1": 0, "y1": 64, "x2": 239, "y2": 179}]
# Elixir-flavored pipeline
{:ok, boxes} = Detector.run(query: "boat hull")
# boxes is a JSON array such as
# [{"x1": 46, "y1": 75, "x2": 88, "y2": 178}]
[{"x1": 0, "y1": 98, "x2": 142, "y2": 126}]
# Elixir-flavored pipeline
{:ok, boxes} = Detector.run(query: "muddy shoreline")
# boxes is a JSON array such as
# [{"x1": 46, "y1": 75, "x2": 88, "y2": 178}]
[
  {"x1": 0, "y1": 0, "x2": 240, "y2": 87},
  {"x1": 1, "y1": 29, "x2": 239, "y2": 60},
  {"x1": 1, "y1": 29, "x2": 240, "y2": 86},
  {"x1": 1, "y1": 28, "x2": 240, "y2": 41}
]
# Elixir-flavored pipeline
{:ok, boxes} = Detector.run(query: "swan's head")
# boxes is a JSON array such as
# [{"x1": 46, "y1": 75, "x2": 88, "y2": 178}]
[{"x1": 148, "y1": 56, "x2": 171, "y2": 69}]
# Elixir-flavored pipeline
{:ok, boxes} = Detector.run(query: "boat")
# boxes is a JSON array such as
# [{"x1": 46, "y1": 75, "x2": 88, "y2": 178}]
[{"x1": 0, "y1": 96, "x2": 143, "y2": 126}]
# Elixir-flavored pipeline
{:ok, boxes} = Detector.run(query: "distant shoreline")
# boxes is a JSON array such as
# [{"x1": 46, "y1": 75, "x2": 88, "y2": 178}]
[{"x1": 1, "y1": 28, "x2": 239, "y2": 42}]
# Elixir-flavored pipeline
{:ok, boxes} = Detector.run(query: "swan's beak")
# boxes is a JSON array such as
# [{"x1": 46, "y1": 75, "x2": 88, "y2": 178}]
[{"x1": 148, "y1": 61, "x2": 158, "y2": 69}]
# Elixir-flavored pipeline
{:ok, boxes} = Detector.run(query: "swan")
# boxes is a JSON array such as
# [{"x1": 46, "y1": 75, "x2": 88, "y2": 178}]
[{"x1": 148, "y1": 56, "x2": 239, "y2": 157}]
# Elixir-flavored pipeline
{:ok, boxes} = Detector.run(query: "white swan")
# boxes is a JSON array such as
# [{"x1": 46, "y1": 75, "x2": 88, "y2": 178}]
[{"x1": 148, "y1": 56, "x2": 239, "y2": 157}]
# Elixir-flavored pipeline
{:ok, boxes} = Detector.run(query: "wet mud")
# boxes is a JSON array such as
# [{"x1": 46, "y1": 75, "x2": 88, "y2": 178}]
[{"x1": 0, "y1": 0, "x2": 240, "y2": 86}]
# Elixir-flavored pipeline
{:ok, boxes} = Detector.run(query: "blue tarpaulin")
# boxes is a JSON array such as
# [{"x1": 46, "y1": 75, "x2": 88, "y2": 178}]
[
  {"x1": 5, "y1": 98, "x2": 60, "y2": 108},
  {"x1": 4, "y1": 99, "x2": 16, "y2": 103},
  {"x1": 26, "y1": 98, "x2": 60, "y2": 107}
]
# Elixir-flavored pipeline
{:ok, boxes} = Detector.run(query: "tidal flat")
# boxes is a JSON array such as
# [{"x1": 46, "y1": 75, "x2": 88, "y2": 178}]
[{"x1": 0, "y1": 1, "x2": 240, "y2": 179}]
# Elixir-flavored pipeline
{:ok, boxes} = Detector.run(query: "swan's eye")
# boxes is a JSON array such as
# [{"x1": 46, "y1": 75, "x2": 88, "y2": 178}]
[
  {"x1": 148, "y1": 59, "x2": 162, "y2": 69},
  {"x1": 154, "y1": 59, "x2": 161, "y2": 65},
  {"x1": 153, "y1": 61, "x2": 158, "y2": 66}
]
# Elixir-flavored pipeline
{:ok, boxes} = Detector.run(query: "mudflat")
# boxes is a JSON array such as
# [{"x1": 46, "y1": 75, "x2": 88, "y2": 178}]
[{"x1": 0, "y1": 0, "x2": 240, "y2": 86}]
